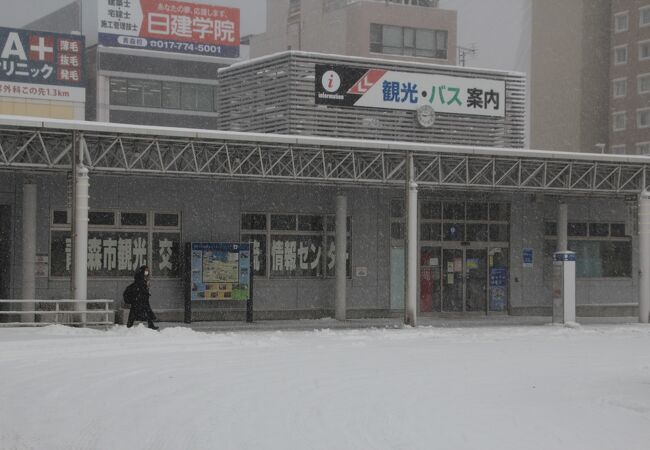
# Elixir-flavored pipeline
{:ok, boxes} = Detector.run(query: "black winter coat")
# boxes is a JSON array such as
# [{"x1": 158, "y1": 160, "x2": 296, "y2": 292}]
[{"x1": 129, "y1": 266, "x2": 156, "y2": 321}]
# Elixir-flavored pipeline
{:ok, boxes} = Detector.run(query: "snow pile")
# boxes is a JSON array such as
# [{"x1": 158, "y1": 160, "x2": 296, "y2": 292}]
[{"x1": 1, "y1": 324, "x2": 649, "y2": 450}]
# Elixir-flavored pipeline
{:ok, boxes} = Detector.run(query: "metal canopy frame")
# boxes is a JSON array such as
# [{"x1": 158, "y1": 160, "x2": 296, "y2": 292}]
[{"x1": 0, "y1": 117, "x2": 648, "y2": 195}]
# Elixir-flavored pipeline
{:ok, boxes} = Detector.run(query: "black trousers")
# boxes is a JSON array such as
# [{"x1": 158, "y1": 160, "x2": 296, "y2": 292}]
[{"x1": 126, "y1": 307, "x2": 156, "y2": 329}]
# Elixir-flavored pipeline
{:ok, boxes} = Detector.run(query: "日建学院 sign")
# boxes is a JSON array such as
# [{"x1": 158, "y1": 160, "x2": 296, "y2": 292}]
[{"x1": 98, "y1": 0, "x2": 240, "y2": 58}]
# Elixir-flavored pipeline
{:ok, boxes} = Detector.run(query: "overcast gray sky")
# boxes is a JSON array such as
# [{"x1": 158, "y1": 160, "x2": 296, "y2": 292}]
[{"x1": 0, "y1": 0, "x2": 530, "y2": 72}]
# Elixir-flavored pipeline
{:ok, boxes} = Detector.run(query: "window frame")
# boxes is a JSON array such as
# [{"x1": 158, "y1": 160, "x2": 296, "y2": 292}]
[
  {"x1": 612, "y1": 111, "x2": 627, "y2": 131},
  {"x1": 638, "y1": 73, "x2": 650, "y2": 94},
  {"x1": 638, "y1": 39, "x2": 650, "y2": 61},
  {"x1": 640, "y1": 5, "x2": 650, "y2": 27},
  {"x1": 612, "y1": 77, "x2": 627, "y2": 98},
  {"x1": 614, "y1": 10, "x2": 629, "y2": 33},
  {"x1": 614, "y1": 44, "x2": 628, "y2": 65},
  {"x1": 637, "y1": 107, "x2": 650, "y2": 129},
  {"x1": 636, "y1": 141, "x2": 650, "y2": 155}
]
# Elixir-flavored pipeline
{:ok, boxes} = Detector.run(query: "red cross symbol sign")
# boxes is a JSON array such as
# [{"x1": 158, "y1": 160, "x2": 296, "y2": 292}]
[{"x1": 29, "y1": 35, "x2": 54, "y2": 62}]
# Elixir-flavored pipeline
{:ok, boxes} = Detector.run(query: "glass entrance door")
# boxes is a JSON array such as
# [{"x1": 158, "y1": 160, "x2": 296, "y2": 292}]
[
  {"x1": 442, "y1": 249, "x2": 464, "y2": 312},
  {"x1": 439, "y1": 248, "x2": 489, "y2": 313},
  {"x1": 419, "y1": 246, "x2": 441, "y2": 312}
]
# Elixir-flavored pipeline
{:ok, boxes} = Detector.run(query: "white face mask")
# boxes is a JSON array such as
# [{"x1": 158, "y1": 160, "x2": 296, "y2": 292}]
[{"x1": 144, "y1": 271, "x2": 149, "y2": 277}]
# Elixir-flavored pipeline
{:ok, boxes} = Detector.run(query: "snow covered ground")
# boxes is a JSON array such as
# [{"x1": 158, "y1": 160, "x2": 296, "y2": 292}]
[{"x1": 1, "y1": 323, "x2": 650, "y2": 450}]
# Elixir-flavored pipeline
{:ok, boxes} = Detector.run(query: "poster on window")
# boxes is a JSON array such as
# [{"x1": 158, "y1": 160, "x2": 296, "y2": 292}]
[
  {"x1": 0, "y1": 27, "x2": 85, "y2": 101},
  {"x1": 190, "y1": 242, "x2": 250, "y2": 301},
  {"x1": 315, "y1": 64, "x2": 505, "y2": 117},
  {"x1": 50, "y1": 230, "x2": 181, "y2": 278},
  {"x1": 269, "y1": 235, "x2": 323, "y2": 278},
  {"x1": 98, "y1": 0, "x2": 240, "y2": 58}
]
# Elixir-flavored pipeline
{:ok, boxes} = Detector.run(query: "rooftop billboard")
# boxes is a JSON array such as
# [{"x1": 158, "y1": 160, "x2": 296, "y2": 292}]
[
  {"x1": 98, "y1": 0, "x2": 240, "y2": 58},
  {"x1": 0, "y1": 27, "x2": 85, "y2": 102}
]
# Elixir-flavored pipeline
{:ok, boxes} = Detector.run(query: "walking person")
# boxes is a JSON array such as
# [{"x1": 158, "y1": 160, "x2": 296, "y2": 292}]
[{"x1": 124, "y1": 265, "x2": 159, "y2": 330}]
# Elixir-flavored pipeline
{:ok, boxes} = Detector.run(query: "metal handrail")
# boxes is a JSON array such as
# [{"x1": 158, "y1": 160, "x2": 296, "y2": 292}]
[{"x1": 0, "y1": 299, "x2": 114, "y2": 328}]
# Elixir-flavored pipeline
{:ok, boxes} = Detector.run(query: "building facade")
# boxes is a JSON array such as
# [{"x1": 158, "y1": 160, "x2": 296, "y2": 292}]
[
  {"x1": 531, "y1": 0, "x2": 650, "y2": 156},
  {"x1": 609, "y1": 0, "x2": 650, "y2": 155},
  {"x1": 251, "y1": 0, "x2": 457, "y2": 66}
]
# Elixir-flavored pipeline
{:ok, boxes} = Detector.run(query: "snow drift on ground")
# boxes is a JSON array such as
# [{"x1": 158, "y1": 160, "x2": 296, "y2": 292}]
[{"x1": 1, "y1": 323, "x2": 650, "y2": 450}]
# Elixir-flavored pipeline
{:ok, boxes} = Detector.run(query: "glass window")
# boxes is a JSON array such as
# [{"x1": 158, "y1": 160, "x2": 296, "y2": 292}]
[
  {"x1": 637, "y1": 142, "x2": 650, "y2": 155},
  {"x1": 435, "y1": 30, "x2": 448, "y2": 59},
  {"x1": 640, "y1": 6, "x2": 650, "y2": 27},
  {"x1": 489, "y1": 203, "x2": 510, "y2": 221},
  {"x1": 614, "y1": 45, "x2": 628, "y2": 65},
  {"x1": 88, "y1": 211, "x2": 115, "y2": 226},
  {"x1": 544, "y1": 221, "x2": 557, "y2": 236},
  {"x1": 637, "y1": 108, "x2": 650, "y2": 128},
  {"x1": 241, "y1": 213, "x2": 266, "y2": 230},
  {"x1": 640, "y1": 40, "x2": 650, "y2": 61},
  {"x1": 489, "y1": 224, "x2": 509, "y2": 242},
  {"x1": 53, "y1": 210, "x2": 69, "y2": 225},
  {"x1": 569, "y1": 240, "x2": 632, "y2": 278},
  {"x1": 610, "y1": 144, "x2": 626, "y2": 154},
  {"x1": 298, "y1": 215, "x2": 323, "y2": 231},
  {"x1": 614, "y1": 11, "x2": 629, "y2": 32},
  {"x1": 181, "y1": 84, "x2": 198, "y2": 110},
  {"x1": 127, "y1": 79, "x2": 144, "y2": 107},
  {"x1": 610, "y1": 223, "x2": 626, "y2": 237},
  {"x1": 613, "y1": 78, "x2": 627, "y2": 98},
  {"x1": 443, "y1": 202, "x2": 465, "y2": 220},
  {"x1": 271, "y1": 214, "x2": 296, "y2": 230},
  {"x1": 391, "y1": 222, "x2": 404, "y2": 240},
  {"x1": 162, "y1": 81, "x2": 181, "y2": 109},
  {"x1": 420, "y1": 200, "x2": 440, "y2": 219},
  {"x1": 109, "y1": 78, "x2": 128, "y2": 106},
  {"x1": 403, "y1": 27, "x2": 415, "y2": 55},
  {"x1": 613, "y1": 111, "x2": 626, "y2": 131},
  {"x1": 415, "y1": 29, "x2": 434, "y2": 58},
  {"x1": 568, "y1": 222, "x2": 587, "y2": 236},
  {"x1": 466, "y1": 223, "x2": 488, "y2": 241},
  {"x1": 639, "y1": 74, "x2": 650, "y2": 94},
  {"x1": 443, "y1": 223, "x2": 464, "y2": 241},
  {"x1": 589, "y1": 223, "x2": 609, "y2": 237},
  {"x1": 390, "y1": 199, "x2": 404, "y2": 218},
  {"x1": 121, "y1": 212, "x2": 147, "y2": 227},
  {"x1": 154, "y1": 213, "x2": 179, "y2": 227},
  {"x1": 196, "y1": 84, "x2": 214, "y2": 112},
  {"x1": 369, "y1": 23, "x2": 382, "y2": 53},
  {"x1": 420, "y1": 223, "x2": 441, "y2": 241},
  {"x1": 382, "y1": 25, "x2": 403, "y2": 55},
  {"x1": 142, "y1": 80, "x2": 162, "y2": 108},
  {"x1": 241, "y1": 233, "x2": 266, "y2": 277},
  {"x1": 466, "y1": 203, "x2": 488, "y2": 220}
]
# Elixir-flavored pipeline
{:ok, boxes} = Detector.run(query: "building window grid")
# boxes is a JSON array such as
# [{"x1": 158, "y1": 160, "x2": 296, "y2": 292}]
[
  {"x1": 613, "y1": 78, "x2": 627, "y2": 98},
  {"x1": 370, "y1": 23, "x2": 448, "y2": 60},
  {"x1": 50, "y1": 209, "x2": 181, "y2": 278},
  {"x1": 614, "y1": 45, "x2": 628, "y2": 65},
  {"x1": 240, "y1": 213, "x2": 351, "y2": 279},
  {"x1": 614, "y1": 11, "x2": 629, "y2": 33},
  {"x1": 543, "y1": 221, "x2": 631, "y2": 278},
  {"x1": 110, "y1": 77, "x2": 217, "y2": 112}
]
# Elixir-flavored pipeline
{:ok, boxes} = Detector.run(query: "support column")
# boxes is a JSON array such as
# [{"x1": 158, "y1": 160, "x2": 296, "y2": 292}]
[
  {"x1": 21, "y1": 182, "x2": 37, "y2": 323},
  {"x1": 639, "y1": 191, "x2": 650, "y2": 323},
  {"x1": 557, "y1": 201, "x2": 568, "y2": 252},
  {"x1": 335, "y1": 194, "x2": 347, "y2": 321},
  {"x1": 73, "y1": 166, "x2": 89, "y2": 323},
  {"x1": 405, "y1": 154, "x2": 418, "y2": 327}
]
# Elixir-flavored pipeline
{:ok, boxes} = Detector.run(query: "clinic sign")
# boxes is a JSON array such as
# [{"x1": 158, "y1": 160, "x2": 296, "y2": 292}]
[
  {"x1": 98, "y1": 0, "x2": 240, "y2": 58},
  {"x1": 315, "y1": 64, "x2": 506, "y2": 117},
  {"x1": 0, "y1": 27, "x2": 85, "y2": 102}
]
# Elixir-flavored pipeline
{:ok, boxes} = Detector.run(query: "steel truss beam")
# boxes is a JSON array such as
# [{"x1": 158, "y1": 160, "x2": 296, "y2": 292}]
[{"x1": 0, "y1": 124, "x2": 648, "y2": 195}]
